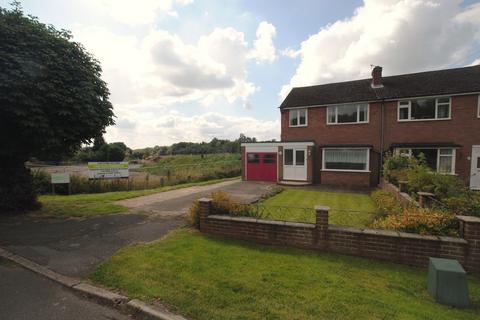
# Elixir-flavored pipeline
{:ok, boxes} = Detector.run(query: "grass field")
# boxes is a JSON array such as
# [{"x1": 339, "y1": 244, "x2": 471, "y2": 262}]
[
  {"x1": 33, "y1": 177, "x2": 238, "y2": 218},
  {"x1": 140, "y1": 153, "x2": 241, "y2": 178},
  {"x1": 261, "y1": 188, "x2": 377, "y2": 228},
  {"x1": 91, "y1": 228, "x2": 480, "y2": 320}
]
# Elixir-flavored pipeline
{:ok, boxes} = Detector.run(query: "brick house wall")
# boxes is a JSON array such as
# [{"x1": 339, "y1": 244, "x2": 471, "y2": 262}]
[
  {"x1": 198, "y1": 199, "x2": 480, "y2": 273},
  {"x1": 280, "y1": 94, "x2": 480, "y2": 187}
]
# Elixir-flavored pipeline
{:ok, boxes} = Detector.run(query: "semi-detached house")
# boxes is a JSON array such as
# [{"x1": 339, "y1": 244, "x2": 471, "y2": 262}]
[{"x1": 241, "y1": 65, "x2": 480, "y2": 189}]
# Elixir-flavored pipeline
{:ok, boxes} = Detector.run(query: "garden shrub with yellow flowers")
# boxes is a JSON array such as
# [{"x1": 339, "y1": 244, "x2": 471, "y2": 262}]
[{"x1": 372, "y1": 207, "x2": 458, "y2": 237}]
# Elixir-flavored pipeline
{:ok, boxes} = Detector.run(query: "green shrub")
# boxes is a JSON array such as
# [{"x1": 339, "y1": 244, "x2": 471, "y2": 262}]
[
  {"x1": 371, "y1": 190, "x2": 402, "y2": 217},
  {"x1": 443, "y1": 194, "x2": 480, "y2": 217},
  {"x1": 187, "y1": 191, "x2": 251, "y2": 229},
  {"x1": 373, "y1": 207, "x2": 458, "y2": 237},
  {"x1": 406, "y1": 166, "x2": 467, "y2": 199},
  {"x1": 31, "y1": 169, "x2": 51, "y2": 194}
]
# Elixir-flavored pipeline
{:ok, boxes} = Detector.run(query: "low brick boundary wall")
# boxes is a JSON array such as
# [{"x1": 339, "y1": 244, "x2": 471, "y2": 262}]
[
  {"x1": 198, "y1": 198, "x2": 480, "y2": 273},
  {"x1": 379, "y1": 179, "x2": 418, "y2": 208}
]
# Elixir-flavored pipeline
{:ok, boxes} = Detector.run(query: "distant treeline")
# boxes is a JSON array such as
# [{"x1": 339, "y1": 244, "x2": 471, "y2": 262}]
[
  {"x1": 131, "y1": 134, "x2": 263, "y2": 159},
  {"x1": 33, "y1": 134, "x2": 268, "y2": 163}
]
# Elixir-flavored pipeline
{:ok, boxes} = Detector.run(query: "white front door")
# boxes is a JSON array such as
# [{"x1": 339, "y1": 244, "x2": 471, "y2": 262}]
[
  {"x1": 470, "y1": 146, "x2": 480, "y2": 190},
  {"x1": 283, "y1": 148, "x2": 307, "y2": 181}
]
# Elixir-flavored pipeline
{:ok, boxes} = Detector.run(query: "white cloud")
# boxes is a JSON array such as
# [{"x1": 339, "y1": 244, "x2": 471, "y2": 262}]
[
  {"x1": 89, "y1": 0, "x2": 193, "y2": 25},
  {"x1": 281, "y1": 0, "x2": 480, "y2": 99},
  {"x1": 281, "y1": 47, "x2": 300, "y2": 58},
  {"x1": 74, "y1": 25, "x2": 258, "y2": 107},
  {"x1": 248, "y1": 21, "x2": 277, "y2": 63},
  {"x1": 105, "y1": 109, "x2": 280, "y2": 148}
]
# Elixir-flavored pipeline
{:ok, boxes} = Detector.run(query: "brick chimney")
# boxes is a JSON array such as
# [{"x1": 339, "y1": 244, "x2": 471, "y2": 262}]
[{"x1": 371, "y1": 66, "x2": 383, "y2": 88}]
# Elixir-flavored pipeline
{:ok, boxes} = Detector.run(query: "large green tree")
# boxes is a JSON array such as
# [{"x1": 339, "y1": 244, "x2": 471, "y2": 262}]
[{"x1": 0, "y1": 3, "x2": 114, "y2": 212}]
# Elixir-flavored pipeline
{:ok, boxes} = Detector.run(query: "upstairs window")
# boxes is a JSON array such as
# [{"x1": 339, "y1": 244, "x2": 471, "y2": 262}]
[
  {"x1": 327, "y1": 103, "x2": 368, "y2": 124},
  {"x1": 398, "y1": 97, "x2": 451, "y2": 121},
  {"x1": 289, "y1": 109, "x2": 307, "y2": 127}
]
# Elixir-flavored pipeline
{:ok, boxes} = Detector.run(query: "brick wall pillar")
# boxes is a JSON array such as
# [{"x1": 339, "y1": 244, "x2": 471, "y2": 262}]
[
  {"x1": 198, "y1": 198, "x2": 212, "y2": 230},
  {"x1": 315, "y1": 205, "x2": 329, "y2": 249},
  {"x1": 418, "y1": 192, "x2": 434, "y2": 208},
  {"x1": 457, "y1": 215, "x2": 480, "y2": 273}
]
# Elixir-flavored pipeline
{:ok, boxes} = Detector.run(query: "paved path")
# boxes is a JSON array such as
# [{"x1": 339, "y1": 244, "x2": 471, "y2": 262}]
[
  {"x1": 0, "y1": 180, "x2": 272, "y2": 277},
  {"x1": 0, "y1": 258, "x2": 131, "y2": 320},
  {"x1": 0, "y1": 180, "x2": 272, "y2": 319},
  {"x1": 116, "y1": 179, "x2": 240, "y2": 208}
]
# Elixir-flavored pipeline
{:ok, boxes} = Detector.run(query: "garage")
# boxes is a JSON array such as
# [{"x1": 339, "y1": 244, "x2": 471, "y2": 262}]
[{"x1": 246, "y1": 152, "x2": 277, "y2": 182}]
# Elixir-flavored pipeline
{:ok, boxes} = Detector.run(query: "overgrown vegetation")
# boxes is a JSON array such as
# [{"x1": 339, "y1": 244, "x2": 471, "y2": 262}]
[
  {"x1": 90, "y1": 228, "x2": 480, "y2": 320},
  {"x1": 372, "y1": 207, "x2": 458, "y2": 236},
  {"x1": 140, "y1": 153, "x2": 241, "y2": 180},
  {"x1": 371, "y1": 189, "x2": 459, "y2": 236},
  {"x1": 370, "y1": 189, "x2": 403, "y2": 217},
  {"x1": 383, "y1": 152, "x2": 480, "y2": 217},
  {"x1": 32, "y1": 154, "x2": 241, "y2": 195}
]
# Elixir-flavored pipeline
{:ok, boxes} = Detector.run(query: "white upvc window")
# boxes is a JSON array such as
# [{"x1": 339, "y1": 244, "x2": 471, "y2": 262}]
[
  {"x1": 397, "y1": 97, "x2": 451, "y2": 121},
  {"x1": 477, "y1": 94, "x2": 480, "y2": 118},
  {"x1": 393, "y1": 147, "x2": 456, "y2": 174},
  {"x1": 322, "y1": 148, "x2": 370, "y2": 172},
  {"x1": 289, "y1": 109, "x2": 307, "y2": 127},
  {"x1": 327, "y1": 103, "x2": 369, "y2": 124}
]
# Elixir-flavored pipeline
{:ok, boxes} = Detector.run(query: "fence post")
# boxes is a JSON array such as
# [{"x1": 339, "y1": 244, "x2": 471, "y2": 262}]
[
  {"x1": 315, "y1": 205, "x2": 330, "y2": 249},
  {"x1": 198, "y1": 198, "x2": 212, "y2": 230},
  {"x1": 457, "y1": 215, "x2": 480, "y2": 273},
  {"x1": 418, "y1": 191, "x2": 434, "y2": 208}
]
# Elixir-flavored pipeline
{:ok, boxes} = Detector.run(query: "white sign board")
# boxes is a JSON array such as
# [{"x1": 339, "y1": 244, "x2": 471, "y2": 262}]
[
  {"x1": 88, "y1": 162, "x2": 129, "y2": 179},
  {"x1": 51, "y1": 173, "x2": 70, "y2": 184}
]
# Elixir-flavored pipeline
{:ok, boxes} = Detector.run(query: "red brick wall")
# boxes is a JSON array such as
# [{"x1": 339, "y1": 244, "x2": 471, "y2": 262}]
[
  {"x1": 281, "y1": 94, "x2": 480, "y2": 185},
  {"x1": 320, "y1": 171, "x2": 371, "y2": 189},
  {"x1": 383, "y1": 95, "x2": 480, "y2": 182},
  {"x1": 198, "y1": 199, "x2": 480, "y2": 273}
]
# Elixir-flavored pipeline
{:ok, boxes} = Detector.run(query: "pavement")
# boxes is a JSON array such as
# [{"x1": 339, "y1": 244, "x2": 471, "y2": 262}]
[
  {"x1": 0, "y1": 258, "x2": 132, "y2": 320},
  {"x1": 0, "y1": 180, "x2": 273, "y2": 320}
]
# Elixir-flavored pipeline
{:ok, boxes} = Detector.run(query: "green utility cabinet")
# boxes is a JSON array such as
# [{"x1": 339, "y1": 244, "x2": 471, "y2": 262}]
[{"x1": 427, "y1": 257, "x2": 469, "y2": 308}]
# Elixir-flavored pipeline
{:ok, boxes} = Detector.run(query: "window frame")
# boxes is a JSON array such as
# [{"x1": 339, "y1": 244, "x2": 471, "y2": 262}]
[
  {"x1": 477, "y1": 94, "x2": 480, "y2": 118},
  {"x1": 393, "y1": 147, "x2": 456, "y2": 174},
  {"x1": 289, "y1": 108, "x2": 308, "y2": 127},
  {"x1": 321, "y1": 147, "x2": 370, "y2": 172},
  {"x1": 397, "y1": 97, "x2": 451, "y2": 122},
  {"x1": 326, "y1": 103, "x2": 369, "y2": 125}
]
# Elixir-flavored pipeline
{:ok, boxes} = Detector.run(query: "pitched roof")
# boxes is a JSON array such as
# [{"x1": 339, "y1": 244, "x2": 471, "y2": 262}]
[{"x1": 280, "y1": 65, "x2": 480, "y2": 109}]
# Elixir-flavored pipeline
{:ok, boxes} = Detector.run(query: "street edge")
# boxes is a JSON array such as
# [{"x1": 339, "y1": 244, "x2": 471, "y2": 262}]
[{"x1": 0, "y1": 247, "x2": 188, "y2": 320}]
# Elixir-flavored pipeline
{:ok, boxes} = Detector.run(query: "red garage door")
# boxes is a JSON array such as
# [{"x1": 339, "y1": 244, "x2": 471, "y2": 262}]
[{"x1": 246, "y1": 152, "x2": 277, "y2": 182}]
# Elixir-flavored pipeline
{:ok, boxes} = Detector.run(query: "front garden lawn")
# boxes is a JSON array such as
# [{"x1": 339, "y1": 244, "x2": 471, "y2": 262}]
[
  {"x1": 91, "y1": 228, "x2": 480, "y2": 320},
  {"x1": 33, "y1": 177, "x2": 238, "y2": 218},
  {"x1": 261, "y1": 188, "x2": 376, "y2": 228}
]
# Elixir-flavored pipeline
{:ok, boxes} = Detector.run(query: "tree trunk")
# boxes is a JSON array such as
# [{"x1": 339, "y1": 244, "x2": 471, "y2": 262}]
[{"x1": 0, "y1": 159, "x2": 40, "y2": 213}]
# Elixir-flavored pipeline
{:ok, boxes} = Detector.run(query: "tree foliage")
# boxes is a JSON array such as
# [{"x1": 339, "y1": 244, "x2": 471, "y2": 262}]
[
  {"x1": 130, "y1": 134, "x2": 261, "y2": 159},
  {"x1": 0, "y1": 3, "x2": 114, "y2": 212}
]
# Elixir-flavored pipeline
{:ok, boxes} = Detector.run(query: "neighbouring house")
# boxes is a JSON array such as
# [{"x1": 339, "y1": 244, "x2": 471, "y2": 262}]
[{"x1": 241, "y1": 65, "x2": 480, "y2": 189}]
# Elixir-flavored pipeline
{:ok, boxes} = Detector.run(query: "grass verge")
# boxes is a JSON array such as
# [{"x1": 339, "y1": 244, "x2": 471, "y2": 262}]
[
  {"x1": 33, "y1": 177, "x2": 239, "y2": 218},
  {"x1": 91, "y1": 228, "x2": 480, "y2": 320},
  {"x1": 261, "y1": 188, "x2": 376, "y2": 228}
]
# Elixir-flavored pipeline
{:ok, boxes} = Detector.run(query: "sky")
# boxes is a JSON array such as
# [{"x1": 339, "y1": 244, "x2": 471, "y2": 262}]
[{"x1": 2, "y1": 0, "x2": 480, "y2": 149}]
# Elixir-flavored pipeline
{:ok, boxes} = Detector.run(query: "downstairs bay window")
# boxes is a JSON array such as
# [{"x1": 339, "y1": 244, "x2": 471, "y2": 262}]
[
  {"x1": 394, "y1": 148, "x2": 455, "y2": 174},
  {"x1": 322, "y1": 148, "x2": 370, "y2": 172}
]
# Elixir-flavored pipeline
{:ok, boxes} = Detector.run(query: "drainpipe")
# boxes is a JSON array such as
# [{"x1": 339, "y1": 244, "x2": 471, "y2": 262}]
[{"x1": 379, "y1": 99, "x2": 385, "y2": 184}]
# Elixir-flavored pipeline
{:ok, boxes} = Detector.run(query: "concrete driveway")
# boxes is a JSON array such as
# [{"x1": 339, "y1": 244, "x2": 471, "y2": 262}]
[{"x1": 0, "y1": 180, "x2": 273, "y2": 277}]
